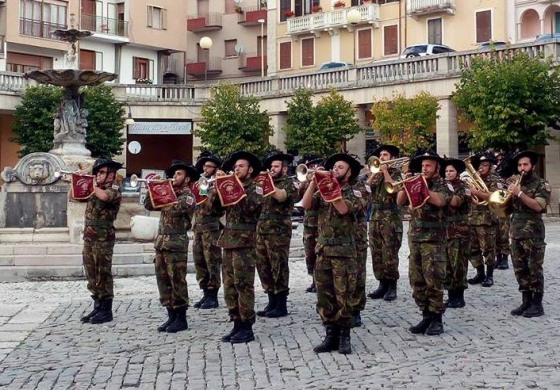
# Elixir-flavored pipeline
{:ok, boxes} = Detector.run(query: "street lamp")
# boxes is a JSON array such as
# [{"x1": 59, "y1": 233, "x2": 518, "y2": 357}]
[
  {"x1": 199, "y1": 36, "x2": 213, "y2": 81},
  {"x1": 124, "y1": 103, "x2": 135, "y2": 126},
  {"x1": 346, "y1": 9, "x2": 361, "y2": 65},
  {"x1": 258, "y1": 19, "x2": 266, "y2": 78}
]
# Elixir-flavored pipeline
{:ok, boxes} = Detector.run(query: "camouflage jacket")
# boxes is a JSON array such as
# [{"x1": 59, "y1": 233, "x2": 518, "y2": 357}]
[
  {"x1": 369, "y1": 167, "x2": 403, "y2": 221},
  {"x1": 144, "y1": 185, "x2": 196, "y2": 252},
  {"x1": 511, "y1": 173, "x2": 551, "y2": 240},
  {"x1": 217, "y1": 179, "x2": 263, "y2": 249},
  {"x1": 193, "y1": 190, "x2": 224, "y2": 233},
  {"x1": 469, "y1": 172, "x2": 502, "y2": 226},
  {"x1": 353, "y1": 180, "x2": 369, "y2": 250},
  {"x1": 408, "y1": 176, "x2": 451, "y2": 243},
  {"x1": 83, "y1": 184, "x2": 122, "y2": 242},
  {"x1": 310, "y1": 182, "x2": 367, "y2": 257},
  {"x1": 257, "y1": 176, "x2": 297, "y2": 235},
  {"x1": 444, "y1": 179, "x2": 470, "y2": 239},
  {"x1": 299, "y1": 181, "x2": 319, "y2": 230}
]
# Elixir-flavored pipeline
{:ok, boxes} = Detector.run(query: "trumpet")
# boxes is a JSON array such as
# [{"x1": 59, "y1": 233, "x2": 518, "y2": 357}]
[
  {"x1": 129, "y1": 173, "x2": 171, "y2": 188},
  {"x1": 367, "y1": 156, "x2": 410, "y2": 174},
  {"x1": 293, "y1": 164, "x2": 324, "y2": 183},
  {"x1": 54, "y1": 169, "x2": 84, "y2": 178},
  {"x1": 385, "y1": 174, "x2": 422, "y2": 193},
  {"x1": 488, "y1": 171, "x2": 525, "y2": 218},
  {"x1": 461, "y1": 157, "x2": 490, "y2": 205},
  {"x1": 198, "y1": 176, "x2": 216, "y2": 191}
]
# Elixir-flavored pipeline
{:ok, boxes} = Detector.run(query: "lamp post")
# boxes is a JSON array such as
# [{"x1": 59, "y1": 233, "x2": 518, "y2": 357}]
[
  {"x1": 346, "y1": 9, "x2": 361, "y2": 65},
  {"x1": 124, "y1": 103, "x2": 135, "y2": 126},
  {"x1": 258, "y1": 18, "x2": 266, "y2": 78},
  {"x1": 199, "y1": 36, "x2": 213, "y2": 81}
]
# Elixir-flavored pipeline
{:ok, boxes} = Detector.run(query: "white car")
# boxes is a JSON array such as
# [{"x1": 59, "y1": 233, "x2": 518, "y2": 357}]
[{"x1": 400, "y1": 44, "x2": 456, "y2": 59}]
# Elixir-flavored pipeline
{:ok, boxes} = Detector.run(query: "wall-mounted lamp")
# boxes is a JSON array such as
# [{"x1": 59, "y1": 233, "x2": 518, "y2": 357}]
[{"x1": 124, "y1": 103, "x2": 135, "y2": 126}]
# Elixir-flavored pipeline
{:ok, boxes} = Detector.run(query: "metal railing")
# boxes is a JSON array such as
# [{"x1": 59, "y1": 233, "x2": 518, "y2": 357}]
[
  {"x1": 81, "y1": 14, "x2": 129, "y2": 37},
  {"x1": 407, "y1": 0, "x2": 455, "y2": 15}
]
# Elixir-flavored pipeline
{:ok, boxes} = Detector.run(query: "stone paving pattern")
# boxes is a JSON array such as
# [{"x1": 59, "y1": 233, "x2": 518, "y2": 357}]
[{"x1": 1, "y1": 222, "x2": 560, "y2": 389}]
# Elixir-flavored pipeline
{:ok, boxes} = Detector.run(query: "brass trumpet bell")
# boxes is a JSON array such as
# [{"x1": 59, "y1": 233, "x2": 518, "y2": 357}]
[
  {"x1": 368, "y1": 156, "x2": 410, "y2": 174},
  {"x1": 198, "y1": 176, "x2": 216, "y2": 191},
  {"x1": 295, "y1": 163, "x2": 320, "y2": 182},
  {"x1": 384, "y1": 174, "x2": 422, "y2": 193}
]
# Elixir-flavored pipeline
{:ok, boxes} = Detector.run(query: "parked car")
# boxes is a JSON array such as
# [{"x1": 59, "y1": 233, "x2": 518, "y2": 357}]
[
  {"x1": 400, "y1": 44, "x2": 456, "y2": 58},
  {"x1": 318, "y1": 61, "x2": 351, "y2": 70},
  {"x1": 478, "y1": 41, "x2": 507, "y2": 51},
  {"x1": 535, "y1": 33, "x2": 560, "y2": 41}
]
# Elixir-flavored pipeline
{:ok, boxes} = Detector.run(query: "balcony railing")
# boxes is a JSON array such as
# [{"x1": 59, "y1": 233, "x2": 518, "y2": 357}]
[
  {"x1": 81, "y1": 14, "x2": 129, "y2": 37},
  {"x1": 238, "y1": 7, "x2": 267, "y2": 25},
  {"x1": 287, "y1": 4, "x2": 379, "y2": 36},
  {"x1": 187, "y1": 13, "x2": 223, "y2": 32},
  {"x1": 185, "y1": 57, "x2": 223, "y2": 77},
  {"x1": 407, "y1": 0, "x2": 456, "y2": 17},
  {"x1": 19, "y1": 18, "x2": 66, "y2": 39},
  {"x1": 239, "y1": 53, "x2": 267, "y2": 72}
]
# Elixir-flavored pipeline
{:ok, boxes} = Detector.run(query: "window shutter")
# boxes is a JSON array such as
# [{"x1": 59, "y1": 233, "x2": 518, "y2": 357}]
[
  {"x1": 384, "y1": 25, "x2": 398, "y2": 55},
  {"x1": 301, "y1": 38, "x2": 314, "y2": 67},
  {"x1": 476, "y1": 10, "x2": 491, "y2": 43},
  {"x1": 162, "y1": 8, "x2": 167, "y2": 30},
  {"x1": 279, "y1": 41, "x2": 291, "y2": 70},
  {"x1": 147, "y1": 6, "x2": 153, "y2": 27},
  {"x1": 358, "y1": 29, "x2": 372, "y2": 59}
]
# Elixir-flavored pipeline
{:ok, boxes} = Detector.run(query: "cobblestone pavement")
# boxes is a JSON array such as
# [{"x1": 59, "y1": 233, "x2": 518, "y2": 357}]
[{"x1": 1, "y1": 222, "x2": 560, "y2": 389}]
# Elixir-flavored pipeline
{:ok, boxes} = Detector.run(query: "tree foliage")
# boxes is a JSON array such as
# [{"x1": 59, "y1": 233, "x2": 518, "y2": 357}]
[
  {"x1": 284, "y1": 88, "x2": 362, "y2": 157},
  {"x1": 12, "y1": 84, "x2": 125, "y2": 158},
  {"x1": 452, "y1": 51, "x2": 560, "y2": 151},
  {"x1": 195, "y1": 84, "x2": 273, "y2": 159},
  {"x1": 370, "y1": 91, "x2": 439, "y2": 156}
]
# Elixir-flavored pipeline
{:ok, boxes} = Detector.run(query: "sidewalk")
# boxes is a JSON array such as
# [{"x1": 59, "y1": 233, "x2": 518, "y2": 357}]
[{"x1": 1, "y1": 223, "x2": 560, "y2": 389}]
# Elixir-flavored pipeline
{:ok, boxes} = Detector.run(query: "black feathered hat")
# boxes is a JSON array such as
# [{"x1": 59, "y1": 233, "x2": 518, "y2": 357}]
[
  {"x1": 263, "y1": 150, "x2": 294, "y2": 169},
  {"x1": 470, "y1": 152, "x2": 495, "y2": 170},
  {"x1": 372, "y1": 144, "x2": 400, "y2": 159},
  {"x1": 409, "y1": 150, "x2": 444, "y2": 174},
  {"x1": 324, "y1": 153, "x2": 364, "y2": 181},
  {"x1": 222, "y1": 151, "x2": 262, "y2": 178},
  {"x1": 440, "y1": 157, "x2": 466, "y2": 177},
  {"x1": 166, "y1": 160, "x2": 200, "y2": 181},
  {"x1": 195, "y1": 151, "x2": 222, "y2": 173},
  {"x1": 92, "y1": 157, "x2": 123, "y2": 175}
]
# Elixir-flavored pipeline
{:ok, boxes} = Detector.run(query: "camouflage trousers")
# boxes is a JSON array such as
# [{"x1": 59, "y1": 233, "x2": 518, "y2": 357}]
[
  {"x1": 83, "y1": 240, "x2": 115, "y2": 299},
  {"x1": 511, "y1": 238, "x2": 546, "y2": 293},
  {"x1": 496, "y1": 217, "x2": 511, "y2": 256},
  {"x1": 469, "y1": 224, "x2": 496, "y2": 268},
  {"x1": 445, "y1": 235, "x2": 470, "y2": 291},
  {"x1": 193, "y1": 230, "x2": 223, "y2": 291},
  {"x1": 408, "y1": 239, "x2": 447, "y2": 314},
  {"x1": 350, "y1": 245, "x2": 367, "y2": 312},
  {"x1": 256, "y1": 234, "x2": 291, "y2": 294},
  {"x1": 368, "y1": 219, "x2": 403, "y2": 281},
  {"x1": 303, "y1": 229, "x2": 318, "y2": 274},
  {"x1": 154, "y1": 250, "x2": 189, "y2": 308},
  {"x1": 223, "y1": 247, "x2": 256, "y2": 323},
  {"x1": 315, "y1": 255, "x2": 357, "y2": 328}
]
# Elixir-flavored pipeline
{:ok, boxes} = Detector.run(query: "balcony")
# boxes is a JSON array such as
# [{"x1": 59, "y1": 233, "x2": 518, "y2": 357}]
[
  {"x1": 407, "y1": 0, "x2": 456, "y2": 17},
  {"x1": 19, "y1": 18, "x2": 66, "y2": 39},
  {"x1": 81, "y1": 14, "x2": 129, "y2": 39},
  {"x1": 238, "y1": 8, "x2": 267, "y2": 26},
  {"x1": 185, "y1": 57, "x2": 223, "y2": 78},
  {"x1": 187, "y1": 13, "x2": 223, "y2": 32},
  {"x1": 287, "y1": 4, "x2": 379, "y2": 37},
  {"x1": 239, "y1": 53, "x2": 267, "y2": 72}
]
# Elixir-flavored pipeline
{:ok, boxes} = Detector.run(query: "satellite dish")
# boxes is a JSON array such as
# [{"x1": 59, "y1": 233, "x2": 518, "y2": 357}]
[
  {"x1": 235, "y1": 43, "x2": 245, "y2": 55},
  {"x1": 234, "y1": 0, "x2": 243, "y2": 4}
]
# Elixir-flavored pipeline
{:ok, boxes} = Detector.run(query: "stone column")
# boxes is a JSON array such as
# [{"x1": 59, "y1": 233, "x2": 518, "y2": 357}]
[
  {"x1": 436, "y1": 98, "x2": 458, "y2": 157},
  {"x1": 545, "y1": 129, "x2": 560, "y2": 215},
  {"x1": 269, "y1": 112, "x2": 288, "y2": 150},
  {"x1": 346, "y1": 105, "x2": 367, "y2": 163}
]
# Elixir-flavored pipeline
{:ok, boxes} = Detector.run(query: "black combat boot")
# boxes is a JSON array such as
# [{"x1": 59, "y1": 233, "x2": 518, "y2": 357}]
[
  {"x1": 367, "y1": 280, "x2": 388, "y2": 299},
  {"x1": 497, "y1": 254, "x2": 509, "y2": 270},
  {"x1": 523, "y1": 292, "x2": 544, "y2": 318},
  {"x1": 230, "y1": 321, "x2": 255, "y2": 343},
  {"x1": 90, "y1": 299, "x2": 113, "y2": 324},
  {"x1": 157, "y1": 307, "x2": 176, "y2": 332},
  {"x1": 383, "y1": 280, "x2": 397, "y2": 301},
  {"x1": 306, "y1": 280, "x2": 317, "y2": 293},
  {"x1": 449, "y1": 289, "x2": 465, "y2": 308},
  {"x1": 257, "y1": 292, "x2": 276, "y2": 317},
  {"x1": 200, "y1": 289, "x2": 219, "y2": 309},
  {"x1": 338, "y1": 327, "x2": 352, "y2": 355},
  {"x1": 313, "y1": 325, "x2": 340, "y2": 353},
  {"x1": 467, "y1": 265, "x2": 485, "y2": 285},
  {"x1": 481, "y1": 265, "x2": 494, "y2": 287},
  {"x1": 511, "y1": 291, "x2": 532, "y2": 316},
  {"x1": 352, "y1": 311, "x2": 362, "y2": 327},
  {"x1": 193, "y1": 289, "x2": 208, "y2": 309},
  {"x1": 80, "y1": 296, "x2": 100, "y2": 323},
  {"x1": 409, "y1": 309, "x2": 432, "y2": 334},
  {"x1": 166, "y1": 306, "x2": 188, "y2": 333},
  {"x1": 425, "y1": 312, "x2": 444, "y2": 335},
  {"x1": 221, "y1": 320, "x2": 242, "y2": 342},
  {"x1": 444, "y1": 290, "x2": 455, "y2": 308},
  {"x1": 267, "y1": 291, "x2": 289, "y2": 318}
]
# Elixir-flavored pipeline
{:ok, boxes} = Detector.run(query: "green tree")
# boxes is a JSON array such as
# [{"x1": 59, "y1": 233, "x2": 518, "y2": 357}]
[
  {"x1": 195, "y1": 84, "x2": 273, "y2": 159},
  {"x1": 285, "y1": 89, "x2": 362, "y2": 157},
  {"x1": 12, "y1": 84, "x2": 125, "y2": 158},
  {"x1": 453, "y1": 51, "x2": 560, "y2": 151},
  {"x1": 371, "y1": 91, "x2": 439, "y2": 156}
]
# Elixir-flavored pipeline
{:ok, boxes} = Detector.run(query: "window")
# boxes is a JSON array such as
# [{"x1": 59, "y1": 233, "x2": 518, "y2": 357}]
[
  {"x1": 19, "y1": 0, "x2": 67, "y2": 38},
  {"x1": 7, "y1": 52, "x2": 52, "y2": 72},
  {"x1": 279, "y1": 42, "x2": 292, "y2": 70},
  {"x1": 384, "y1": 25, "x2": 398, "y2": 55},
  {"x1": 133, "y1": 57, "x2": 154, "y2": 81},
  {"x1": 301, "y1": 38, "x2": 314, "y2": 67},
  {"x1": 280, "y1": 0, "x2": 291, "y2": 22},
  {"x1": 476, "y1": 10, "x2": 492, "y2": 43},
  {"x1": 147, "y1": 5, "x2": 167, "y2": 30},
  {"x1": 225, "y1": 39, "x2": 238, "y2": 58},
  {"x1": 79, "y1": 49, "x2": 103, "y2": 71},
  {"x1": 358, "y1": 29, "x2": 372, "y2": 59},
  {"x1": 428, "y1": 18, "x2": 442, "y2": 45}
]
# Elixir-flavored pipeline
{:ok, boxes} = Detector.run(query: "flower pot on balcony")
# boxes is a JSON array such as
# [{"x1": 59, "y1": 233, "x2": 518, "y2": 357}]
[{"x1": 312, "y1": 6, "x2": 322, "y2": 13}]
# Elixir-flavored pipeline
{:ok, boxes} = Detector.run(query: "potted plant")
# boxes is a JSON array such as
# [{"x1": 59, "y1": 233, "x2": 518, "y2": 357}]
[
  {"x1": 312, "y1": 4, "x2": 323, "y2": 13},
  {"x1": 285, "y1": 9, "x2": 295, "y2": 17},
  {"x1": 235, "y1": 5, "x2": 243, "y2": 14},
  {"x1": 333, "y1": 0, "x2": 345, "y2": 8}
]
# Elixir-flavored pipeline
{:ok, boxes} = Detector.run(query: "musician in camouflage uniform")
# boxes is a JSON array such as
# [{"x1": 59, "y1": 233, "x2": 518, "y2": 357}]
[
  {"x1": 441, "y1": 158, "x2": 470, "y2": 309},
  {"x1": 302, "y1": 153, "x2": 366, "y2": 354},
  {"x1": 75, "y1": 157, "x2": 122, "y2": 325},
  {"x1": 494, "y1": 150, "x2": 510, "y2": 270},
  {"x1": 192, "y1": 152, "x2": 224, "y2": 310},
  {"x1": 467, "y1": 153, "x2": 502, "y2": 287},
  {"x1": 366, "y1": 145, "x2": 403, "y2": 302},
  {"x1": 216, "y1": 152, "x2": 263, "y2": 343},
  {"x1": 144, "y1": 160, "x2": 198, "y2": 333},
  {"x1": 507, "y1": 151, "x2": 551, "y2": 318},
  {"x1": 256, "y1": 151, "x2": 297, "y2": 318},
  {"x1": 397, "y1": 152, "x2": 451, "y2": 335}
]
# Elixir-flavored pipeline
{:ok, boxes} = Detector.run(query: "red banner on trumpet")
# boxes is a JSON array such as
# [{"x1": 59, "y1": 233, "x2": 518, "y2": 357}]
[
  {"x1": 253, "y1": 171, "x2": 277, "y2": 197},
  {"x1": 215, "y1": 174, "x2": 246, "y2": 206},
  {"x1": 71, "y1": 173, "x2": 95, "y2": 200}
]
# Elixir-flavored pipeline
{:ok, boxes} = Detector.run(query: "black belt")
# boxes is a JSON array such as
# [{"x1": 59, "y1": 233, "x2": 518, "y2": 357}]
[{"x1": 85, "y1": 220, "x2": 113, "y2": 227}]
